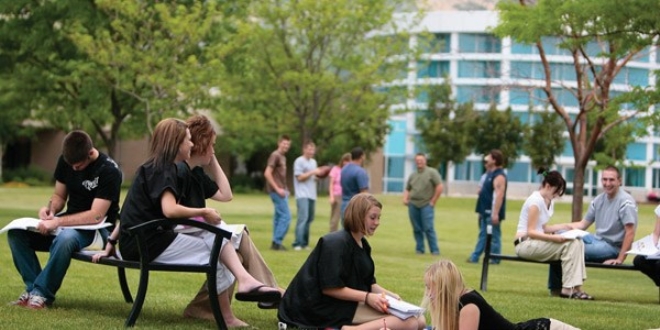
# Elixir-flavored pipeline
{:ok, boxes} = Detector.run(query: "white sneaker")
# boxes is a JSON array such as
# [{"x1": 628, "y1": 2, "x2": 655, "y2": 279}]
[
  {"x1": 293, "y1": 246, "x2": 302, "y2": 251},
  {"x1": 10, "y1": 292, "x2": 30, "y2": 307},
  {"x1": 26, "y1": 294, "x2": 48, "y2": 309}
]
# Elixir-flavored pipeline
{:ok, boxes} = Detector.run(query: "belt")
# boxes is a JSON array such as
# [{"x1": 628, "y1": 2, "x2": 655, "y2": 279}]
[{"x1": 514, "y1": 236, "x2": 530, "y2": 246}]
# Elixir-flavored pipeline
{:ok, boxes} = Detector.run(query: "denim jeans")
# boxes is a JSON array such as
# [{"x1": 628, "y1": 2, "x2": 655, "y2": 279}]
[
  {"x1": 340, "y1": 199, "x2": 349, "y2": 228},
  {"x1": 408, "y1": 203, "x2": 440, "y2": 254},
  {"x1": 293, "y1": 198, "x2": 316, "y2": 248},
  {"x1": 547, "y1": 234, "x2": 619, "y2": 289},
  {"x1": 469, "y1": 215, "x2": 501, "y2": 263},
  {"x1": 270, "y1": 192, "x2": 291, "y2": 245},
  {"x1": 8, "y1": 228, "x2": 107, "y2": 302}
]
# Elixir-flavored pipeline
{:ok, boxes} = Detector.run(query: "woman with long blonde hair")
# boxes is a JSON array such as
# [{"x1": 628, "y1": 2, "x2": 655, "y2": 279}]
[{"x1": 423, "y1": 259, "x2": 578, "y2": 330}]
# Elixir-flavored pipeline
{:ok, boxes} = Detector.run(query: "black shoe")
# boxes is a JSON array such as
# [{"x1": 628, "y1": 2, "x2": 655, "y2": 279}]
[{"x1": 270, "y1": 242, "x2": 287, "y2": 251}]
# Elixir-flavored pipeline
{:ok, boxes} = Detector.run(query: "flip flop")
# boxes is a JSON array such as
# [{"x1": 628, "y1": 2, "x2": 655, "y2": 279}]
[
  {"x1": 559, "y1": 291, "x2": 595, "y2": 300},
  {"x1": 235, "y1": 285, "x2": 281, "y2": 303},
  {"x1": 257, "y1": 300, "x2": 279, "y2": 309}
]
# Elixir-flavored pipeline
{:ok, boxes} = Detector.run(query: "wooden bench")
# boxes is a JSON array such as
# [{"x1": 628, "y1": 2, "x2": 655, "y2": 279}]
[
  {"x1": 71, "y1": 218, "x2": 232, "y2": 329},
  {"x1": 479, "y1": 225, "x2": 660, "y2": 303}
]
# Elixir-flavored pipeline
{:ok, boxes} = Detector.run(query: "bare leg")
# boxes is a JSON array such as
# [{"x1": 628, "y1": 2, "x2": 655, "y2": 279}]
[
  {"x1": 220, "y1": 242, "x2": 279, "y2": 295},
  {"x1": 218, "y1": 291, "x2": 248, "y2": 327}
]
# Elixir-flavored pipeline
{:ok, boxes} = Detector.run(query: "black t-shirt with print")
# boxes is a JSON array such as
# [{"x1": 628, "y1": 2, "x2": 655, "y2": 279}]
[{"x1": 53, "y1": 153, "x2": 121, "y2": 224}]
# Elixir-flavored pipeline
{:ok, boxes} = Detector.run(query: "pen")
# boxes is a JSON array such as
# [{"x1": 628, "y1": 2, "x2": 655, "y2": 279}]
[
  {"x1": 381, "y1": 292, "x2": 388, "y2": 312},
  {"x1": 383, "y1": 318, "x2": 387, "y2": 330}
]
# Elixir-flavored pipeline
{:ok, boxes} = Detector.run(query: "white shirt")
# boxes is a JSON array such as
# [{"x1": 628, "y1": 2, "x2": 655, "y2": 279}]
[{"x1": 516, "y1": 191, "x2": 554, "y2": 234}]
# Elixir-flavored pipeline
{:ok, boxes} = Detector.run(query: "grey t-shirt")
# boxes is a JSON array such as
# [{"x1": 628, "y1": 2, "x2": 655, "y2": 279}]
[
  {"x1": 585, "y1": 189, "x2": 638, "y2": 247},
  {"x1": 293, "y1": 156, "x2": 318, "y2": 200}
]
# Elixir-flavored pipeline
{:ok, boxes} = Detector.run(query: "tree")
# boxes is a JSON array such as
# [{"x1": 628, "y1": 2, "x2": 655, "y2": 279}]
[
  {"x1": 522, "y1": 109, "x2": 565, "y2": 170},
  {"x1": 215, "y1": 0, "x2": 421, "y2": 165},
  {"x1": 473, "y1": 104, "x2": 525, "y2": 168},
  {"x1": 493, "y1": 0, "x2": 660, "y2": 220},
  {"x1": 416, "y1": 79, "x2": 477, "y2": 171},
  {"x1": 0, "y1": 0, "x2": 244, "y2": 159}
]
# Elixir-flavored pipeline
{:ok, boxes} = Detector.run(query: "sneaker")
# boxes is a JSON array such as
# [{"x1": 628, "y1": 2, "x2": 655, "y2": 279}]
[
  {"x1": 26, "y1": 294, "x2": 48, "y2": 309},
  {"x1": 10, "y1": 292, "x2": 30, "y2": 307},
  {"x1": 293, "y1": 246, "x2": 302, "y2": 251}
]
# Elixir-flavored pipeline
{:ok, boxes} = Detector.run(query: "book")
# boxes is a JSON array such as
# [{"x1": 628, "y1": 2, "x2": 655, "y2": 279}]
[
  {"x1": 0, "y1": 217, "x2": 111, "y2": 235},
  {"x1": 384, "y1": 295, "x2": 425, "y2": 320},
  {"x1": 175, "y1": 219, "x2": 245, "y2": 250},
  {"x1": 626, "y1": 234, "x2": 660, "y2": 259},
  {"x1": 559, "y1": 229, "x2": 591, "y2": 240}
]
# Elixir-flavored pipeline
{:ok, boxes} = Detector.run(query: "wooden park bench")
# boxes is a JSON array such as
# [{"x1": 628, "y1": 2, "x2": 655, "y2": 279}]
[
  {"x1": 71, "y1": 218, "x2": 232, "y2": 329},
  {"x1": 479, "y1": 225, "x2": 659, "y2": 303}
]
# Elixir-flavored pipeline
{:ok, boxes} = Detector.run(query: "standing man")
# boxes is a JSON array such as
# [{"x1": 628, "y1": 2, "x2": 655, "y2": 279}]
[
  {"x1": 467, "y1": 149, "x2": 507, "y2": 264},
  {"x1": 340, "y1": 147, "x2": 369, "y2": 224},
  {"x1": 264, "y1": 134, "x2": 292, "y2": 251},
  {"x1": 292, "y1": 141, "x2": 320, "y2": 251},
  {"x1": 8, "y1": 130, "x2": 121, "y2": 309},
  {"x1": 548, "y1": 165, "x2": 637, "y2": 295},
  {"x1": 402, "y1": 153, "x2": 443, "y2": 255}
]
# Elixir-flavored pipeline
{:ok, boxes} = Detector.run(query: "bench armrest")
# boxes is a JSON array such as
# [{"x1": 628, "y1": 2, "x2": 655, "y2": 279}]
[{"x1": 126, "y1": 218, "x2": 232, "y2": 267}]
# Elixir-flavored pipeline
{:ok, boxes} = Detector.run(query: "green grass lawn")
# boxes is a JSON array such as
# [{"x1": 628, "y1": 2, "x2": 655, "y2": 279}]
[{"x1": 0, "y1": 187, "x2": 658, "y2": 329}]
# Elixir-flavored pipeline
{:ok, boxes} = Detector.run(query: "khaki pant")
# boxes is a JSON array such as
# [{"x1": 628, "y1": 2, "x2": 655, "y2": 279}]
[
  {"x1": 515, "y1": 238, "x2": 586, "y2": 288},
  {"x1": 183, "y1": 230, "x2": 278, "y2": 320},
  {"x1": 330, "y1": 195, "x2": 342, "y2": 232}
]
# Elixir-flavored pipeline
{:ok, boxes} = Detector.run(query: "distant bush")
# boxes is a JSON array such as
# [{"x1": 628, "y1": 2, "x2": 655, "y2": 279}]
[
  {"x1": 2, "y1": 166, "x2": 52, "y2": 186},
  {"x1": 230, "y1": 174, "x2": 263, "y2": 194}
]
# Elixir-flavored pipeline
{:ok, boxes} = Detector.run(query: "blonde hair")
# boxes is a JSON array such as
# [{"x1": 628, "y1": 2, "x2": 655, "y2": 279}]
[
  {"x1": 422, "y1": 259, "x2": 467, "y2": 330},
  {"x1": 343, "y1": 193, "x2": 381, "y2": 235},
  {"x1": 338, "y1": 153, "x2": 351, "y2": 168},
  {"x1": 147, "y1": 118, "x2": 188, "y2": 170}
]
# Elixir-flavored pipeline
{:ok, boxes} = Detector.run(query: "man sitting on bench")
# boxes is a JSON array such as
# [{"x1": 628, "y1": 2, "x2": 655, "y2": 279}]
[
  {"x1": 8, "y1": 130, "x2": 122, "y2": 309},
  {"x1": 548, "y1": 166, "x2": 637, "y2": 296}
]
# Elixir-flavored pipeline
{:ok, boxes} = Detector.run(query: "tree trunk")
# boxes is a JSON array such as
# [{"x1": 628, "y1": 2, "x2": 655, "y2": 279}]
[{"x1": 571, "y1": 164, "x2": 586, "y2": 222}]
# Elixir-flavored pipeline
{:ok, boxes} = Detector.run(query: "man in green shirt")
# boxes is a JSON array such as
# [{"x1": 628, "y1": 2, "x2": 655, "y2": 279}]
[{"x1": 402, "y1": 153, "x2": 443, "y2": 255}]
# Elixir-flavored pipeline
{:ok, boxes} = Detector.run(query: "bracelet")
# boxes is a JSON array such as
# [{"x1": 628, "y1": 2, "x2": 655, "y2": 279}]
[
  {"x1": 107, "y1": 237, "x2": 118, "y2": 246},
  {"x1": 364, "y1": 292, "x2": 369, "y2": 304}
]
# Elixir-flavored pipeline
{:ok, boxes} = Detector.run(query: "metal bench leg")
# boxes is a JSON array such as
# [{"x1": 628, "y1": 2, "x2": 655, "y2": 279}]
[
  {"x1": 207, "y1": 272, "x2": 228, "y2": 330},
  {"x1": 117, "y1": 267, "x2": 134, "y2": 303},
  {"x1": 480, "y1": 225, "x2": 493, "y2": 291},
  {"x1": 125, "y1": 267, "x2": 150, "y2": 327}
]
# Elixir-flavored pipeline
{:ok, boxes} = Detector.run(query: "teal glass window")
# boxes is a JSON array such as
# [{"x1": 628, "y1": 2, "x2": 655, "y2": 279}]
[
  {"x1": 458, "y1": 61, "x2": 501, "y2": 78},
  {"x1": 624, "y1": 167, "x2": 645, "y2": 187},
  {"x1": 625, "y1": 142, "x2": 646, "y2": 161},
  {"x1": 458, "y1": 33, "x2": 501, "y2": 53},
  {"x1": 385, "y1": 120, "x2": 407, "y2": 155}
]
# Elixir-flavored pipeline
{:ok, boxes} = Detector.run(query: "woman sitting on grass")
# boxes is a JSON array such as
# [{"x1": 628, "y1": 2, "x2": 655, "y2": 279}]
[
  {"x1": 278, "y1": 193, "x2": 426, "y2": 330},
  {"x1": 514, "y1": 168, "x2": 593, "y2": 300},
  {"x1": 423, "y1": 259, "x2": 579, "y2": 330}
]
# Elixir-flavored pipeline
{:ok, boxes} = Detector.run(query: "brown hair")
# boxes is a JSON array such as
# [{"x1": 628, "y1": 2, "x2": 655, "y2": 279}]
[
  {"x1": 343, "y1": 193, "x2": 382, "y2": 235},
  {"x1": 147, "y1": 118, "x2": 188, "y2": 170},
  {"x1": 186, "y1": 115, "x2": 216, "y2": 156},
  {"x1": 603, "y1": 165, "x2": 621, "y2": 179},
  {"x1": 537, "y1": 167, "x2": 566, "y2": 196},
  {"x1": 62, "y1": 130, "x2": 93, "y2": 165},
  {"x1": 490, "y1": 149, "x2": 504, "y2": 167}
]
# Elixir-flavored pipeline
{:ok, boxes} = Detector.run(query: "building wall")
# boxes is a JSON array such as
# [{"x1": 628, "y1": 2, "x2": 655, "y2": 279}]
[{"x1": 379, "y1": 11, "x2": 660, "y2": 202}]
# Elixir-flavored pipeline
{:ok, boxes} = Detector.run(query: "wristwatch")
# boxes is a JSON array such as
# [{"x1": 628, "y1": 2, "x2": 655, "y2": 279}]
[{"x1": 107, "y1": 237, "x2": 118, "y2": 246}]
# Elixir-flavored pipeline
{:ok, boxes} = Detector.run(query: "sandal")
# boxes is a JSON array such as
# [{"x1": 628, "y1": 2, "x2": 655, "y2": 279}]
[{"x1": 559, "y1": 291, "x2": 594, "y2": 300}]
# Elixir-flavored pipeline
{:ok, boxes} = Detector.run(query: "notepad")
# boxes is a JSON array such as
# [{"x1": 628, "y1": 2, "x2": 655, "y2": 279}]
[
  {"x1": 626, "y1": 234, "x2": 660, "y2": 259},
  {"x1": 385, "y1": 295, "x2": 425, "y2": 320}
]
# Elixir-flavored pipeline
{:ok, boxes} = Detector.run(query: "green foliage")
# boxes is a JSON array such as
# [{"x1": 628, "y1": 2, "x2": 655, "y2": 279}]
[
  {"x1": 493, "y1": 0, "x2": 660, "y2": 219},
  {"x1": 416, "y1": 79, "x2": 477, "y2": 168},
  {"x1": 473, "y1": 105, "x2": 525, "y2": 168},
  {"x1": 523, "y1": 109, "x2": 565, "y2": 169},
  {"x1": 2, "y1": 166, "x2": 52, "y2": 186},
  {"x1": 215, "y1": 0, "x2": 422, "y2": 165}
]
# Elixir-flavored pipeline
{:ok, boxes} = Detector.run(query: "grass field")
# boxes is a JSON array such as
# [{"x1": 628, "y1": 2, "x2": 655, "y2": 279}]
[{"x1": 0, "y1": 187, "x2": 658, "y2": 329}]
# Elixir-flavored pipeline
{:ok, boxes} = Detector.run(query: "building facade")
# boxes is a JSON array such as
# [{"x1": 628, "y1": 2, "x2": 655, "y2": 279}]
[{"x1": 381, "y1": 11, "x2": 660, "y2": 201}]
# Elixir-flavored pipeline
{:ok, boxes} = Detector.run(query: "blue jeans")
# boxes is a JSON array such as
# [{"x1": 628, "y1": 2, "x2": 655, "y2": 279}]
[
  {"x1": 469, "y1": 215, "x2": 501, "y2": 263},
  {"x1": 270, "y1": 192, "x2": 291, "y2": 245},
  {"x1": 548, "y1": 234, "x2": 619, "y2": 289},
  {"x1": 408, "y1": 204, "x2": 440, "y2": 254},
  {"x1": 293, "y1": 198, "x2": 316, "y2": 248},
  {"x1": 8, "y1": 228, "x2": 107, "y2": 302},
  {"x1": 340, "y1": 199, "x2": 349, "y2": 227}
]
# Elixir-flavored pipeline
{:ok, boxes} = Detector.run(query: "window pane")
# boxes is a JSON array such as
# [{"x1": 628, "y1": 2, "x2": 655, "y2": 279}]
[
  {"x1": 507, "y1": 162, "x2": 529, "y2": 183},
  {"x1": 385, "y1": 120, "x2": 407, "y2": 155},
  {"x1": 624, "y1": 168, "x2": 645, "y2": 187},
  {"x1": 626, "y1": 142, "x2": 646, "y2": 161},
  {"x1": 387, "y1": 156, "x2": 405, "y2": 178}
]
